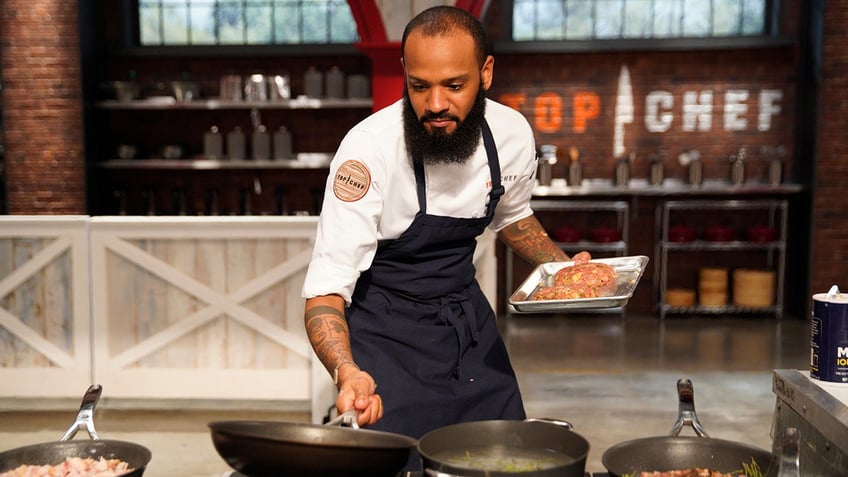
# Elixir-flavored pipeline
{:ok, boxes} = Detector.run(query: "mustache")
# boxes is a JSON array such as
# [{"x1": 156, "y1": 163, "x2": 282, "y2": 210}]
[{"x1": 421, "y1": 112, "x2": 459, "y2": 122}]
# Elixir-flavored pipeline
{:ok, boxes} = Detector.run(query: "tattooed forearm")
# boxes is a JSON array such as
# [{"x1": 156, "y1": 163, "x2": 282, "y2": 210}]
[
  {"x1": 304, "y1": 298, "x2": 354, "y2": 372},
  {"x1": 498, "y1": 215, "x2": 569, "y2": 266}
]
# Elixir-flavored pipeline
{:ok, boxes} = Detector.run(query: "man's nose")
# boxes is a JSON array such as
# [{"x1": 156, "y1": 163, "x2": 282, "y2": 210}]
[{"x1": 426, "y1": 88, "x2": 449, "y2": 115}]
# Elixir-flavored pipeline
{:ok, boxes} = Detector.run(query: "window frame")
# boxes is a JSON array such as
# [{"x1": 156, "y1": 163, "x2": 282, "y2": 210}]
[
  {"x1": 116, "y1": 0, "x2": 363, "y2": 58},
  {"x1": 491, "y1": 0, "x2": 795, "y2": 53}
]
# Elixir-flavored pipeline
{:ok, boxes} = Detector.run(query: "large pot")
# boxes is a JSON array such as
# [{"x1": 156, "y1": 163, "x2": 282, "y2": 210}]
[
  {"x1": 418, "y1": 418, "x2": 589, "y2": 477},
  {"x1": 0, "y1": 385, "x2": 151, "y2": 477},
  {"x1": 602, "y1": 378, "x2": 780, "y2": 477},
  {"x1": 209, "y1": 410, "x2": 417, "y2": 477}
]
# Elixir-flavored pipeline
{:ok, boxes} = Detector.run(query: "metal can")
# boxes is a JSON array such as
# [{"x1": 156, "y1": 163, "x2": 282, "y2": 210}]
[{"x1": 811, "y1": 286, "x2": 848, "y2": 383}]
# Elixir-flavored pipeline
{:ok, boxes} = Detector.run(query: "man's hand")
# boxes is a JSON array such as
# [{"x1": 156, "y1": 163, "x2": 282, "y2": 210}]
[{"x1": 335, "y1": 368, "x2": 383, "y2": 426}]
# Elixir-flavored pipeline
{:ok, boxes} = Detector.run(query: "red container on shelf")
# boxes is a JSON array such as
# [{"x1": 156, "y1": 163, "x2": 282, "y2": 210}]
[
  {"x1": 705, "y1": 225, "x2": 736, "y2": 242},
  {"x1": 552, "y1": 225, "x2": 581, "y2": 243},
  {"x1": 668, "y1": 225, "x2": 696, "y2": 242},
  {"x1": 746, "y1": 225, "x2": 778, "y2": 242},
  {"x1": 591, "y1": 226, "x2": 622, "y2": 243}
]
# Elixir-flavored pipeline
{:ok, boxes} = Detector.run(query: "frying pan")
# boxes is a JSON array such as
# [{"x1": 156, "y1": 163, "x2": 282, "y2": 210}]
[
  {"x1": 208, "y1": 410, "x2": 418, "y2": 477},
  {"x1": 602, "y1": 378, "x2": 778, "y2": 477},
  {"x1": 0, "y1": 385, "x2": 152, "y2": 477},
  {"x1": 418, "y1": 418, "x2": 589, "y2": 477}
]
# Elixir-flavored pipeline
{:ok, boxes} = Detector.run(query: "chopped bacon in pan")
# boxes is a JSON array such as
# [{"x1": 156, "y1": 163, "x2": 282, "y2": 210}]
[
  {"x1": 0, "y1": 456, "x2": 133, "y2": 477},
  {"x1": 638, "y1": 469, "x2": 746, "y2": 477}
]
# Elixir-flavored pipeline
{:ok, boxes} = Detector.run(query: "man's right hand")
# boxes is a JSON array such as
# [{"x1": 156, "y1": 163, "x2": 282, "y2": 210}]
[{"x1": 335, "y1": 367, "x2": 383, "y2": 427}]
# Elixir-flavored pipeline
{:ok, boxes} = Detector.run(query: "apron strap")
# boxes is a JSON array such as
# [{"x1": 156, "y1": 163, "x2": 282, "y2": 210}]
[
  {"x1": 481, "y1": 119, "x2": 504, "y2": 217},
  {"x1": 438, "y1": 293, "x2": 480, "y2": 379}
]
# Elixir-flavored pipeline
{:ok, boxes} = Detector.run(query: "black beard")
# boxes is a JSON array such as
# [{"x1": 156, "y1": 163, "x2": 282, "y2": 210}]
[{"x1": 403, "y1": 86, "x2": 487, "y2": 166}]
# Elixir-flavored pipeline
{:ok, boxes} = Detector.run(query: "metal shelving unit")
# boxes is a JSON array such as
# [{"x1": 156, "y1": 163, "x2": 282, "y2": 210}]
[
  {"x1": 505, "y1": 200, "x2": 629, "y2": 314},
  {"x1": 655, "y1": 199, "x2": 788, "y2": 319}
]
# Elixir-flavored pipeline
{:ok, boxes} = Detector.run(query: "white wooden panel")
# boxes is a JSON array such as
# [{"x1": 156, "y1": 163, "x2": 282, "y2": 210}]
[
  {"x1": 90, "y1": 217, "x2": 317, "y2": 401},
  {"x1": 0, "y1": 216, "x2": 92, "y2": 398}
]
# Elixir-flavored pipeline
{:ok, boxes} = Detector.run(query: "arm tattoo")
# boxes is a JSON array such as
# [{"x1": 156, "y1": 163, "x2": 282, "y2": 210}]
[
  {"x1": 305, "y1": 304, "x2": 354, "y2": 371},
  {"x1": 498, "y1": 215, "x2": 568, "y2": 266}
]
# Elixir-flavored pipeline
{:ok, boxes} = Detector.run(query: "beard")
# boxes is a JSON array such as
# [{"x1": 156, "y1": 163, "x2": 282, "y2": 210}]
[{"x1": 403, "y1": 85, "x2": 487, "y2": 166}]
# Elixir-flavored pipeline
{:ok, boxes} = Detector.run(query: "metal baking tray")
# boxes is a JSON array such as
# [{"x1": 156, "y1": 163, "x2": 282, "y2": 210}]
[{"x1": 509, "y1": 255, "x2": 649, "y2": 312}]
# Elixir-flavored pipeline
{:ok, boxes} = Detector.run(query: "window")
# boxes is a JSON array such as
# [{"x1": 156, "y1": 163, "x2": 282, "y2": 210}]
[
  {"x1": 138, "y1": 0, "x2": 358, "y2": 46},
  {"x1": 512, "y1": 0, "x2": 772, "y2": 41}
]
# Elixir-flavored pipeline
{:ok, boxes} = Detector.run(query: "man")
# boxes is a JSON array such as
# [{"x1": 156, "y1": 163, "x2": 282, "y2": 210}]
[{"x1": 302, "y1": 4, "x2": 588, "y2": 452}]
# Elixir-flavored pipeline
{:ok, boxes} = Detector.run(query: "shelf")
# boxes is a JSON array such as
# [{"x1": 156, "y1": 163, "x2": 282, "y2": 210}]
[
  {"x1": 96, "y1": 155, "x2": 332, "y2": 170},
  {"x1": 655, "y1": 199, "x2": 788, "y2": 320},
  {"x1": 96, "y1": 97, "x2": 373, "y2": 110},
  {"x1": 661, "y1": 304, "x2": 782, "y2": 315},
  {"x1": 553, "y1": 240, "x2": 627, "y2": 253},
  {"x1": 662, "y1": 240, "x2": 785, "y2": 251}
]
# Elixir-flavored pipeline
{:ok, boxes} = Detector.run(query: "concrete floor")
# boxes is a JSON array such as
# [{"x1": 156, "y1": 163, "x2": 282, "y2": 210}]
[{"x1": 0, "y1": 313, "x2": 810, "y2": 476}]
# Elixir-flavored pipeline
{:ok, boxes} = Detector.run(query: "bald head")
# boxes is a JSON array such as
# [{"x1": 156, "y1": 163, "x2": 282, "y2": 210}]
[{"x1": 401, "y1": 6, "x2": 491, "y2": 68}]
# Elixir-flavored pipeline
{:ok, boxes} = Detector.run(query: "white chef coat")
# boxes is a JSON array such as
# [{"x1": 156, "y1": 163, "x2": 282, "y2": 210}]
[{"x1": 302, "y1": 98, "x2": 538, "y2": 304}]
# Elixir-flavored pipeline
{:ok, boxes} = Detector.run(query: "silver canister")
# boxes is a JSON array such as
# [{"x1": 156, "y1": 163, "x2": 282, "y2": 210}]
[
  {"x1": 303, "y1": 66, "x2": 323, "y2": 98},
  {"x1": 203, "y1": 126, "x2": 223, "y2": 160},
  {"x1": 244, "y1": 74, "x2": 268, "y2": 102},
  {"x1": 220, "y1": 75, "x2": 242, "y2": 101},
  {"x1": 614, "y1": 156, "x2": 631, "y2": 187},
  {"x1": 252, "y1": 125, "x2": 271, "y2": 160},
  {"x1": 325, "y1": 66, "x2": 345, "y2": 99},
  {"x1": 811, "y1": 285, "x2": 848, "y2": 383},
  {"x1": 227, "y1": 126, "x2": 246, "y2": 160},
  {"x1": 537, "y1": 145, "x2": 558, "y2": 186},
  {"x1": 273, "y1": 126, "x2": 294, "y2": 160},
  {"x1": 649, "y1": 157, "x2": 664, "y2": 186},
  {"x1": 687, "y1": 159, "x2": 704, "y2": 187},
  {"x1": 270, "y1": 75, "x2": 291, "y2": 101},
  {"x1": 768, "y1": 158, "x2": 783, "y2": 186}
]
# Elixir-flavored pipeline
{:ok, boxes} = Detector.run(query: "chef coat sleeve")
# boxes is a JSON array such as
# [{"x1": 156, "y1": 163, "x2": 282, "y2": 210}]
[
  {"x1": 302, "y1": 129, "x2": 385, "y2": 305},
  {"x1": 488, "y1": 123, "x2": 537, "y2": 232}
]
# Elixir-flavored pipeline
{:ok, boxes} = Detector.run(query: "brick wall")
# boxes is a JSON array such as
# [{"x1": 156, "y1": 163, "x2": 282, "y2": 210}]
[
  {"x1": 811, "y1": 0, "x2": 848, "y2": 296},
  {"x1": 0, "y1": 0, "x2": 86, "y2": 214}
]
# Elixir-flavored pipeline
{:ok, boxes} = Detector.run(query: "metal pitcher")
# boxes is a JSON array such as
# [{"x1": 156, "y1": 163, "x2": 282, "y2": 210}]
[{"x1": 538, "y1": 144, "x2": 558, "y2": 186}]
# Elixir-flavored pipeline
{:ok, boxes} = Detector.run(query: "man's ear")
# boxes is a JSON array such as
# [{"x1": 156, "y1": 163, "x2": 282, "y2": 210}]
[{"x1": 481, "y1": 55, "x2": 494, "y2": 90}]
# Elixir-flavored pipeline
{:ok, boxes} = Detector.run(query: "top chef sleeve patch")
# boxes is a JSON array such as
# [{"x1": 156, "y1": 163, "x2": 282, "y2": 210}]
[{"x1": 333, "y1": 160, "x2": 371, "y2": 202}]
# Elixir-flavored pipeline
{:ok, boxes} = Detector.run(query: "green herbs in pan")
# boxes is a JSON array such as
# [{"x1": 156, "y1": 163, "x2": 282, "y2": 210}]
[{"x1": 432, "y1": 446, "x2": 568, "y2": 472}]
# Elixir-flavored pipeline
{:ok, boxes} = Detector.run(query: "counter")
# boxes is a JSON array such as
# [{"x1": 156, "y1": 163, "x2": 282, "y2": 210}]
[
  {"x1": 772, "y1": 369, "x2": 848, "y2": 476},
  {"x1": 533, "y1": 178, "x2": 803, "y2": 197}
]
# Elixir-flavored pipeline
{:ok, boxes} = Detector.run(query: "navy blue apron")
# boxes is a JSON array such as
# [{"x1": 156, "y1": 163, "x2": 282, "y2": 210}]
[{"x1": 347, "y1": 120, "x2": 526, "y2": 470}]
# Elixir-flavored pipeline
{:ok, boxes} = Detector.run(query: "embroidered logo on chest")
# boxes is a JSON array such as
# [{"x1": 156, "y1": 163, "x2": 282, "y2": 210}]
[{"x1": 333, "y1": 160, "x2": 371, "y2": 202}]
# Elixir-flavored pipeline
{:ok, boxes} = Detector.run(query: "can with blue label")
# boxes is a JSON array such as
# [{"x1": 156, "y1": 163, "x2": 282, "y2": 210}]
[{"x1": 811, "y1": 286, "x2": 848, "y2": 383}]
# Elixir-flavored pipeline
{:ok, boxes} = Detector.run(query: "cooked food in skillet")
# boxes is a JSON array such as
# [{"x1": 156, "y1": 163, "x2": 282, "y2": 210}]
[
  {"x1": 0, "y1": 456, "x2": 133, "y2": 477},
  {"x1": 623, "y1": 459, "x2": 765, "y2": 477},
  {"x1": 554, "y1": 261, "x2": 616, "y2": 288},
  {"x1": 432, "y1": 446, "x2": 567, "y2": 472}
]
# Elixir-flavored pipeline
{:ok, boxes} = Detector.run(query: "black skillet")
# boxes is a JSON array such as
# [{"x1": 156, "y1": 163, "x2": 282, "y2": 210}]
[
  {"x1": 0, "y1": 385, "x2": 151, "y2": 476},
  {"x1": 209, "y1": 409, "x2": 417, "y2": 477},
  {"x1": 602, "y1": 378, "x2": 778, "y2": 477}
]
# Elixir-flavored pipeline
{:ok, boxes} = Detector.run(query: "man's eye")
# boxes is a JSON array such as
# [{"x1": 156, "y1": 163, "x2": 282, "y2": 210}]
[
  {"x1": 410, "y1": 84, "x2": 427, "y2": 91},
  {"x1": 447, "y1": 84, "x2": 463, "y2": 91}
]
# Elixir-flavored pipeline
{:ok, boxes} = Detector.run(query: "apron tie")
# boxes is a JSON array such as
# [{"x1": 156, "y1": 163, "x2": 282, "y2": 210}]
[{"x1": 438, "y1": 293, "x2": 480, "y2": 379}]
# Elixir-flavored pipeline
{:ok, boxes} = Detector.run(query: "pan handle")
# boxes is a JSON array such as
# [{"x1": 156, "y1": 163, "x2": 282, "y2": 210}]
[
  {"x1": 324, "y1": 409, "x2": 360, "y2": 429},
  {"x1": 668, "y1": 378, "x2": 709, "y2": 438},
  {"x1": 777, "y1": 427, "x2": 800, "y2": 477},
  {"x1": 524, "y1": 417, "x2": 574, "y2": 431},
  {"x1": 60, "y1": 384, "x2": 102, "y2": 441}
]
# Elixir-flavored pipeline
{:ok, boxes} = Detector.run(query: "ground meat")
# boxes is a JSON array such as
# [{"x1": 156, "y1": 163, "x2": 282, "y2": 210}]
[
  {"x1": 639, "y1": 469, "x2": 746, "y2": 477},
  {"x1": 553, "y1": 262, "x2": 616, "y2": 288},
  {"x1": 531, "y1": 283, "x2": 600, "y2": 300},
  {"x1": 0, "y1": 456, "x2": 133, "y2": 477}
]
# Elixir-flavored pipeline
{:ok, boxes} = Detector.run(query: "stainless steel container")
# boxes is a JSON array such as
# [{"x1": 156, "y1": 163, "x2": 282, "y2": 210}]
[
  {"x1": 614, "y1": 157, "x2": 630, "y2": 187},
  {"x1": 649, "y1": 159, "x2": 664, "y2": 186},
  {"x1": 203, "y1": 126, "x2": 223, "y2": 160},
  {"x1": 538, "y1": 145, "x2": 558, "y2": 186},
  {"x1": 768, "y1": 158, "x2": 784, "y2": 185},
  {"x1": 687, "y1": 159, "x2": 703, "y2": 186}
]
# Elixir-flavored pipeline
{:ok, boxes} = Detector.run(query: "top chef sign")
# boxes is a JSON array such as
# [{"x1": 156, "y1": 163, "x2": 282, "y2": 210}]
[{"x1": 498, "y1": 65, "x2": 784, "y2": 157}]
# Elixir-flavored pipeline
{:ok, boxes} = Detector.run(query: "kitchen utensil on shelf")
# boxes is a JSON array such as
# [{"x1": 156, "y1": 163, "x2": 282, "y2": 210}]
[
  {"x1": 252, "y1": 125, "x2": 271, "y2": 160},
  {"x1": 103, "y1": 81, "x2": 139, "y2": 101},
  {"x1": 613, "y1": 152, "x2": 632, "y2": 187},
  {"x1": 649, "y1": 153, "x2": 665, "y2": 186},
  {"x1": 169, "y1": 80, "x2": 199, "y2": 102},
  {"x1": 244, "y1": 74, "x2": 268, "y2": 102},
  {"x1": 538, "y1": 144, "x2": 558, "y2": 186},
  {"x1": 220, "y1": 75, "x2": 242, "y2": 101},
  {"x1": 161, "y1": 145, "x2": 183, "y2": 160},
  {"x1": 208, "y1": 409, "x2": 416, "y2": 477},
  {"x1": 270, "y1": 74, "x2": 291, "y2": 101},
  {"x1": 679, "y1": 149, "x2": 703, "y2": 186},
  {"x1": 729, "y1": 147, "x2": 746, "y2": 186},
  {"x1": 117, "y1": 144, "x2": 137, "y2": 160},
  {"x1": 567, "y1": 146, "x2": 582, "y2": 187},
  {"x1": 0, "y1": 385, "x2": 151, "y2": 477}
]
